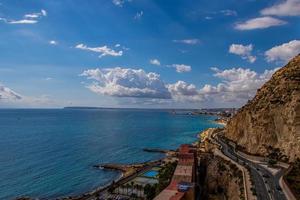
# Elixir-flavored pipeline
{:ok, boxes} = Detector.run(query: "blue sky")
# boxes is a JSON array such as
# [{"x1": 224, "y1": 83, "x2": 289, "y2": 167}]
[{"x1": 0, "y1": 0, "x2": 299, "y2": 108}]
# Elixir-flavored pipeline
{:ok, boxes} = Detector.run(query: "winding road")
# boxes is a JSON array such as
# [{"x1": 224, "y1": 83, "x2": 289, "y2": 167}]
[{"x1": 213, "y1": 134, "x2": 287, "y2": 200}]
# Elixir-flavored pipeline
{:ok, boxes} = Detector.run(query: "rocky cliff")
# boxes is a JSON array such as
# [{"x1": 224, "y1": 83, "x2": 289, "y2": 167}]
[
  {"x1": 225, "y1": 55, "x2": 300, "y2": 161},
  {"x1": 204, "y1": 155, "x2": 244, "y2": 200}
]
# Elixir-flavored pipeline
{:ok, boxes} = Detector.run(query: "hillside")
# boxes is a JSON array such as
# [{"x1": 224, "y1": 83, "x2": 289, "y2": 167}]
[{"x1": 225, "y1": 55, "x2": 300, "y2": 161}]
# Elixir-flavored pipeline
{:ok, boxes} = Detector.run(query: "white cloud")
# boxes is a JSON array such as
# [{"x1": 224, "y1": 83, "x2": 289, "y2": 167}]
[
  {"x1": 171, "y1": 64, "x2": 192, "y2": 73},
  {"x1": 173, "y1": 39, "x2": 200, "y2": 45},
  {"x1": 112, "y1": 0, "x2": 124, "y2": 6},
  {"x1": 75, "y1": 44, "x2": 123, "y2": 58},
  {"x1": 150, "y1": 59, "x2": 161, "y2": 66},
  {"x1": 41, "y1": 9, "x2": 47, "y2": 17},
  {"x1": 208, "y1": 67, "x2": 278, "y2": 94},
  {"x1": 80, "y1": 67, "x2": 171, "y2": 99},
  {"x1": 221, "y1": 9, "x2": 237, "y2": 16},
  {"x1": 0, "y1": 9, "x2": 47, "y2": 25},
  {"x1": 49, "y1": 40, "x2": 58, "y2": 45},
  {"x1": 24, "y1": 9, "x2": 47, "y2": 19},
  {"x1": 112, "y1": 0, "x2": 132, "y2": 7},
  {"x1": 79, "y1": 66, "x2": 280, "y2": 107},
  {"x1": 171, "y1": 67, "x2": 278, "y2": 104},
  {"x1": 9, "y1": 19, "x2": 38, "y2": 24},
  {"x1": 134, "y1": 11, "x2": 143, "y2": 20},
  {"x1": 235, "y1": 16, "x2": 287, "y2": 30},
  {"x1": 265, "y1": 40, "x2": 300, "y2": 62},
  {"x1": 261, "y1": 0, "x2": 300, "y2": 16},
  {"x1": 166, "y1": 67, "x2": 279, "y2": 105},
  {"x1": 0, "y1": 18, "x2": 7, "y2": 23},
  {"x1": 229, "y1": 44, "x2": 257, "y2": 63},
  {"x1": 0, "y1": 83, "x2": 60, "y2": 108},
  {"x1": 167, "y1": 81, "x2": 203, "y2": 102},
  {"x1": 114, "y1": 44, "x2": 129, "y2": 50},
  {"x1": 0, "y1": 84, "x2": 22, "y2": 101},
  {"x1": 202, "y1": 9, "x2": 237, "y2": 20},
  {"x1": 24, "y1": 14, "x2": 40, "y2": 19}
]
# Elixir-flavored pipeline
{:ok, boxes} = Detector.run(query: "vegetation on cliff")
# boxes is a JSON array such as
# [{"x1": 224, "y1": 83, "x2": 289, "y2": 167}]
[{"x1": 285, "y1": 158, "x2": 300, "y2": 199}]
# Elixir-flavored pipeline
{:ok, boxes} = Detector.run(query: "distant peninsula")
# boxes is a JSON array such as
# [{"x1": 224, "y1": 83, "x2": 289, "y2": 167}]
[{"x1": 64, "y1": 106, "x2": 107, "y2": 109}]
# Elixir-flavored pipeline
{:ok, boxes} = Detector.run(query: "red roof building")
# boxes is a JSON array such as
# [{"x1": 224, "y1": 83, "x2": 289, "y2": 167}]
[{"x1": 154, "y1": 144, "x2": 197, "y2": 200}]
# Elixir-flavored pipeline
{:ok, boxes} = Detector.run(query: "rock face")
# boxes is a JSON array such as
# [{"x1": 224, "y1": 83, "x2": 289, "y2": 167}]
[
  {"x1": 204, "y1": 155, "x2": 243, "y2": 200},
  {"x1": 225, "y1": 55, "x2": 300, "y2": 161}
]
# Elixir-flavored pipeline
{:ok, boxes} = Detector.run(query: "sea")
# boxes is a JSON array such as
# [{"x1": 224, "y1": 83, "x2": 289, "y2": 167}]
[{"x1": 0, "y1": 108, "x2": 219, "y2": 199}]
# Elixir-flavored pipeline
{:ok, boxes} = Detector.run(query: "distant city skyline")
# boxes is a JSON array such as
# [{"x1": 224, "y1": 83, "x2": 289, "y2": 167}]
[{"x1": 0, "y1": 0, "x2": 299, "y2": 108}]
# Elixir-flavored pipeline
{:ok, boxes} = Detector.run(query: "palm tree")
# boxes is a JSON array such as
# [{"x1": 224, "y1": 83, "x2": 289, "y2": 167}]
[
  {"x1": 119, "y1": 185, "x2": 123, "y2": 195},
  {"x1": 126, "y1": 183, "x2": 131, "y2": 196},
  {"x1": 136, "y1": 184, "x2": 140, "y2": 197},
  {"x1": 140, "y1": 185, "x2": 145, "y2": 198},
  {"x1": 135, "y1": 184, "x2": 140, "y2": 197},
  {"x1": 122, "y1": 184, "x2": 126, "y2": 195},
  {"x1": 130, "y1": 181, "x2": 134, "y2": 195},
  {"x1": 116, "y1": 184, "x2": 120, "y2": 194},
  {"x1": 134, "y1": 184, "x2": 138, "y2": 197},
  {"x1": 137, "y1": 184, "x2": 143, "y2": 197}
]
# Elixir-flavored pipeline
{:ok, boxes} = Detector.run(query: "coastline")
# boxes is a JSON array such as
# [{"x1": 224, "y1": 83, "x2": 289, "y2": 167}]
[
  {"x1": 90, "y1": 118, "x2": 226, "y2": 198},
  {"x1": 67, "y1": 115, "x2": 226, "y2": 199},
  {"x1": 16, "y1": 113, "x2": 224, "y2": 200}
]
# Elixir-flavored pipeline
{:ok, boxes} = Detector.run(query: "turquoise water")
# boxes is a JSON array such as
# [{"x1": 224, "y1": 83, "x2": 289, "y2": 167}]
[
  {"x1": 142, "y1": 170, "x2": 159, "y2": 178},
  {"x1": 0, "y1": 109, "x2": 219, "y2": 199}
]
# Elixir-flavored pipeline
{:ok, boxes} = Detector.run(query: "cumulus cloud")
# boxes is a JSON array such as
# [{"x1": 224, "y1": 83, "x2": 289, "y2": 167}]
[
  {"x1": 0, "y1": 9, "x2": 47, "y2": 24},
  {"x1": 75, "y1": 44, "x2": 123, "y2": 58},
  {"x1": 167, "y1": 67, "x2": 279, "y2": 105},
  {"x1": 235, "y1": 16, "x2": 287, "y2": 30},
  {"x1": 79, "y1": 66, "x2": 279, "y2": 107},
  {"x1": 167, "y1": 81, "x2": 203, "y2": 102},
  {"x1": 172, "y1": 67, "x2": 278, "y2": 104},
  {"x1": 229, "y1": 44, "x2": 257, "y2": 63},
  {"x1": 173, "y1": 39, "x2": 200, "y2": 45},
  {"x1": 261, "y1": 0, "x2": 300, "y2": 16},
  {"x1": 80, "y1": 68, "x2": 171, "y2": 99},
  {"x1": 134, "y1": 11, "x2": 143, "y2": 20},
  {"x1": 265, "y1": 40, "x2": 300, "y2": 62},
  {"x1": 204, "y1": 67, "x2": 279, "y2": 102},
  {"x1": 150, "y1": 59, "x2": 161, "y2": 66},
  {"x1": 171, "y1": 64, "x2": 192, "y2": 73}
]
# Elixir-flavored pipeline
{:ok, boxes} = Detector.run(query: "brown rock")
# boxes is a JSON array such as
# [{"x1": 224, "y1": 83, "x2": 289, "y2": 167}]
[{"x1": 225, "y1": 55, "x2": 300, "y2": 161}]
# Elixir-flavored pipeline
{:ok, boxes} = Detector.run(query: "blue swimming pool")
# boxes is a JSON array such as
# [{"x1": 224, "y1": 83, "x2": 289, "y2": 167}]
[{"x1": 143, "y1": 170, "x2": 159, "y2": 178}]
